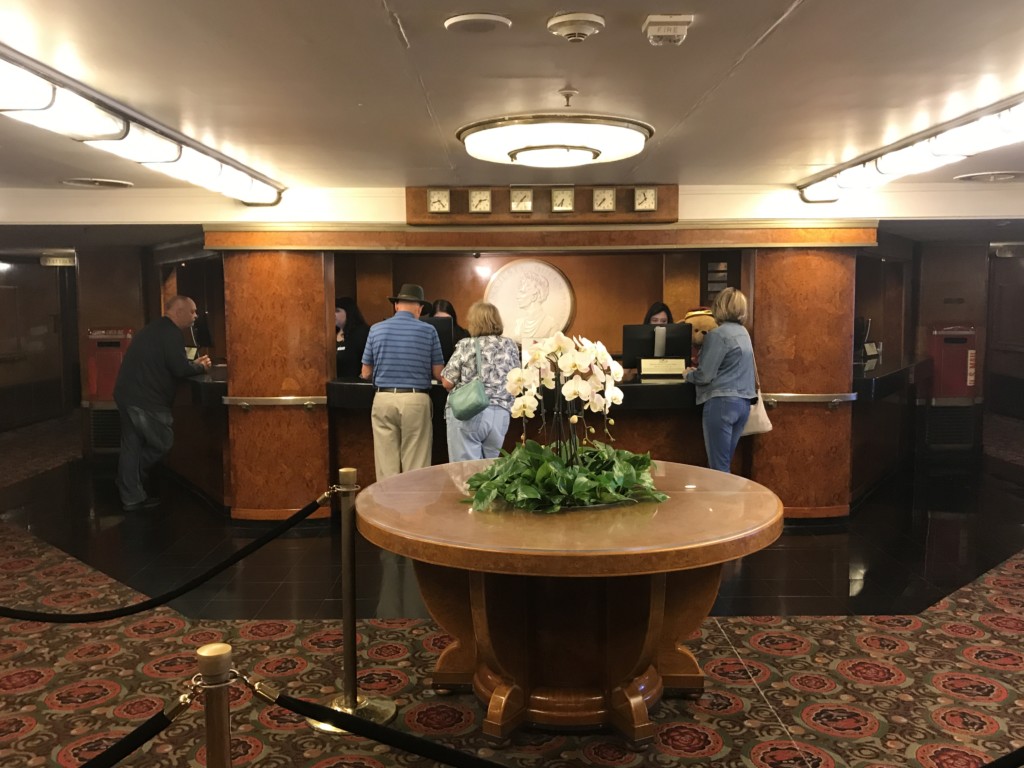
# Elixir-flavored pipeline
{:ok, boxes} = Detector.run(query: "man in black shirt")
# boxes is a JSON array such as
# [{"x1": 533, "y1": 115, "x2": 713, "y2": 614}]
[{"x1": 114, "y1": 295, "x2": 211, "y2": 511}]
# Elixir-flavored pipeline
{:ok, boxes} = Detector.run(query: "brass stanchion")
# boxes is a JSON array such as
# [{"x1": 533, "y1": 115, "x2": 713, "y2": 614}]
[
  {"x1": 308, "y1": 467, "x2": 397, "y2": 733},
  {"x1": 196, "y1": 643, "x2": 233, "y2": 768}
]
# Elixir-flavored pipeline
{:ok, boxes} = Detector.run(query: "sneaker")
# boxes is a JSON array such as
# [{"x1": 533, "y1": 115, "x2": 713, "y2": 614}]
[{"x1": 123, "y1": 497, "x2": 161, "y2": 512}]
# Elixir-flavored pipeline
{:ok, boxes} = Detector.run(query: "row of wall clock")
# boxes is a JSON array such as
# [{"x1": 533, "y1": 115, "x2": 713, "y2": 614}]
[{"x1": 426, "y1": 186, "x2": 659, "y2": 214}]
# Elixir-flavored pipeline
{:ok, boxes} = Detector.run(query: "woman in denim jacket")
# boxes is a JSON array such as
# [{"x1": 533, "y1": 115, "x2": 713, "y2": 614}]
[{"x1": 684, "y1": 288, "x2": 756, "y2": 472}]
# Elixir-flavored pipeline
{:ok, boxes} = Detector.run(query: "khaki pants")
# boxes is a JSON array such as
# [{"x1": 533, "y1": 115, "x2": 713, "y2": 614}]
[{"x1": 371, "y1": 392, "x2": 433, "y2": 480}]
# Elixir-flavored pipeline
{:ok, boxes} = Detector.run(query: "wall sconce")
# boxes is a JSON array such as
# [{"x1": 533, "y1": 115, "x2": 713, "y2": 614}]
[
  {"x1": 798, "y1": 93, "x2": 1024, "y2": 203},
  {"x1": 0, "y1": 46, "x2": 286, "y2": 205}
]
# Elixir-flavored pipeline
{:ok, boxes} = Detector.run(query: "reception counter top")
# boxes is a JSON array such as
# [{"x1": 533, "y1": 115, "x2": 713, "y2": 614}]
[{"x1": 852, "y1": 357, "x2": 931, "y2": 402}]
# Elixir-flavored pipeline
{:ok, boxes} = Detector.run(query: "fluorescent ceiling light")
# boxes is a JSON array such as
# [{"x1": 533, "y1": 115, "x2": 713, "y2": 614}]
[
  {"x1": 4, "y1": 86, "x2": 125, "y2": 140},
  {"x1": 86, "y1": 122, "x2": 181, "y2": 163},
  {"x1": 799, "y1": 95, "x2": 1024, "y2": 203},
  {"x1": 0, "y1": 59, "x2": 53, "y2": 110},
  {"x1": 0, "y1": 46, "x2": 285, "y2": 205},
  {"x1": 458, "y1": 114, "x2": 653, "y2": 168}
]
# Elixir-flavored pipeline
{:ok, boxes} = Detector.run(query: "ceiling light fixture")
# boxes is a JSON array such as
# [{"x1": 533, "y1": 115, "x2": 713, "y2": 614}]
[
  {"x1": 798, "y1": 93, "x2": 1024, "y2": 203},
  {"x1": 0, "y1": 44, "x2": 285, "y2": 205},
  {"x1": 458, "y1": 113, "x2": 654, "y2": 168}
]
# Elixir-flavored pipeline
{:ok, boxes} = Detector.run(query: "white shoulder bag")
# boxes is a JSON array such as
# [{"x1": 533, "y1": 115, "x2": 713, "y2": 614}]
[{"x1": 742, "y1": 349, "x2": 773, "y2": 436}]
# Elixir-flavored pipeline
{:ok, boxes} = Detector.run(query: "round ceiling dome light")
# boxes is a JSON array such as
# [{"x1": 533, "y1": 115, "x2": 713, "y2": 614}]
[
  {"x1": 457, "y1": 114, "x2": 654, "y2": 168},
  {"x1": 443, "y1": 13, "x2": 512, "y2": 33},
  {"x1": 954, "y1": 171, "x2": 1024, "y2": 183}
]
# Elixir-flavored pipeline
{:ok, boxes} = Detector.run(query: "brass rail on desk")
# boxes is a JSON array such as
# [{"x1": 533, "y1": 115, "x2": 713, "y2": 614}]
[
  {"x1": 761, "y1": 392, "x2": 857, "y2": 411},
  {"x1": 222, "y1": 395, "x2": 327, "y2": 412}
]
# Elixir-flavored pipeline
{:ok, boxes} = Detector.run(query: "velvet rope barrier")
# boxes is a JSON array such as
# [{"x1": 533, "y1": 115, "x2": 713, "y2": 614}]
[{"x1": 0, "y1": 495, "x2": 329, "y2": 623}]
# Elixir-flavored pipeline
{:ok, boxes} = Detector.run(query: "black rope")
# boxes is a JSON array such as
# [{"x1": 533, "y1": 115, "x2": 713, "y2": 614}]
[
  {"x1": 276, "y1": 694, "x2": 506, "y2": 768},
  {"x1": 982, "y1": 745, "x2": 1024, "y2": 768},
  {"x1": 80, "y1": 710, "x2": 172, "y2": 768},
  {"x1": 0, "y1": 498, "x2": 324, "y2": 623}
]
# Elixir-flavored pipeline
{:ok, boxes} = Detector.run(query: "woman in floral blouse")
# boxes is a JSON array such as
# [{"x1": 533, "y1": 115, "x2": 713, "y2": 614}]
[{"x1": 441, "y1": 302, "x2": 521, "y2": 461}]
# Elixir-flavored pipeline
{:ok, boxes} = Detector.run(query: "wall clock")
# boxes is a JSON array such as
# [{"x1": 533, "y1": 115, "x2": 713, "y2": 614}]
[
  {"x1": 427, "y1": 189, "x2": 450, "y2": 213},
  {"x1": 469, "y1": 188, "x2": 492, "y2": 213},
  {"x1": 551, "y1": 187, "x2": 574, "y2": 212},
  {"x1": 510, "y1": 188, "x2": 533, "y2": 213},
  {"x1": 633, "y1": 186, "x2": 658, "y2": 212},
  {"x1": 592, "y1": 188, "x2": 615, "y2": 212}
]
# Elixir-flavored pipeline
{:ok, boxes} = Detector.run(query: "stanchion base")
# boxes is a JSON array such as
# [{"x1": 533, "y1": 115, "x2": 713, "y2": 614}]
[{"x1": 306, "y1": 695, "x2": 398, "y2": 733}]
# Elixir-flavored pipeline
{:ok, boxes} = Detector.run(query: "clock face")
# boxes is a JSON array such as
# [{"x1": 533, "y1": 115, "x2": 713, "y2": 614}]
[
  {"x1": 469, "y1": 188, "x2": 492, "y2": 213},
  {"x1": 551, "y1": 187, "x2": 574, "y2": 212},
  {"x1": 510, "y1": 188, "x2": 533, "y2": 213},
  {"x1": 427, "y1": 188, "x2": 450, "y2": 213},
  {"x1": 592, "y1": 188, "x2": 616, "y2": 212},
  {"x1": 633, "y1": 187, "x2": 658, "y2": 212}
]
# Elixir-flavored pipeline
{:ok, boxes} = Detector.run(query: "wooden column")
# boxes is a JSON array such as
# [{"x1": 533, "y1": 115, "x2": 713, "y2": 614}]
[
  {"x1": 750, "y1": 248, "x2": 857, "y2": 518},
  {"x1": 223, "y1": 251, "x2": 335, "y2": 519}
]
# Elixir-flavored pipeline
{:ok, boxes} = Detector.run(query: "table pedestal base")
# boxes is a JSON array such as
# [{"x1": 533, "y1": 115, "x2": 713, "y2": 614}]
[{"x1": 415, "y1": 562, "x2": 722, "y2": 743}]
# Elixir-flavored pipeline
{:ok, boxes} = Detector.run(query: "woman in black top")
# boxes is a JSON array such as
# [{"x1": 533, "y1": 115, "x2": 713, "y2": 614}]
[
  {"x1": 431, "y1": 299, "x2": 469, "y2": 343},
  {"x1": 334, "y1": 297, "x2": 369, "y2": 379},
  {"x1": 643, "y1": 301, "x2": 674, "y2": 325}
]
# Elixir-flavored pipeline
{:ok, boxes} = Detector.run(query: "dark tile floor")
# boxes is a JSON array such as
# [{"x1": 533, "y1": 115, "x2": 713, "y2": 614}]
[{"x1": 3, "y1": 442, "x2": 1023, "y2": 621}]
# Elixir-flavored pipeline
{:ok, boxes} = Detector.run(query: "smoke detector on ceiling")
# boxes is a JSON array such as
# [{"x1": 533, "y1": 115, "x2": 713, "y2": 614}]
[
  {"x1": 547, "y1": 12, "x2": 605, "y2": 42},
  {"x1": 642, "y1": 14, "x2": 695, "y2": 46}
]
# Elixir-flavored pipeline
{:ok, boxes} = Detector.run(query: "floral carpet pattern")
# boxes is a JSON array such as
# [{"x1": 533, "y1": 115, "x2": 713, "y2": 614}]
[{"x1": 0, "y1": 523, "x2": 1021, "y2": 767}]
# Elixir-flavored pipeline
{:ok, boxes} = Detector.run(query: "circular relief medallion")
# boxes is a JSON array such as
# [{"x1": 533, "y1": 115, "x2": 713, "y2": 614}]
[
  {"x1": 835, "y1": 659, "x2": 906, "y2": 686},
  {"x1": 655, "y1": 723, "x2": 726, "y2": 759},
  {"x1": 801, "y1": 702, "x2": 880, "y2": 739},
  {"x1": 749, "y1": 631, "x2": 812, "y2": 656},
  {"x1": 484, "y1": 259, "x2": 575, "y2": 344},
  {"x1": 931, "y1": 706, "x2": 1001, "y2": 737},
  {"x1": 963, "y1": 645, "x2": 1024, "y2": 671},
  {"x1": 915, "y1": 743, "x2": 990, "y2": 768},
  {"x1": 930, "y1": 671, "x2": 1008, "y2": 703},
  {"x1": 789, "y1": 673, "x2": 838, "y2": 694}
]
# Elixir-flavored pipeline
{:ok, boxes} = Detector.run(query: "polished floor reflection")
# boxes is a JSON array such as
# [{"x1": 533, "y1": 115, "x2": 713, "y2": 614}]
[{"x1": 1, "y1": 447, "x2": 1023, "y2": 621}]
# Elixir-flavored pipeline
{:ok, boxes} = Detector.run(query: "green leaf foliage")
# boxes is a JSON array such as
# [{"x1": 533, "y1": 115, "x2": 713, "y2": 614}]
[{"x1": 465, "y1": 440, "x2": 669, "y2": 513}]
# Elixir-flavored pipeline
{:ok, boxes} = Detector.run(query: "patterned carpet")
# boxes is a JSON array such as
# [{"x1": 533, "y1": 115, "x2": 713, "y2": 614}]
[
  {"x1": 0, "y1": 411, "x2": 84, "y2": 491},
  {"x1": 0, "y1": 523, "x2": 1021, "y2": 767}
]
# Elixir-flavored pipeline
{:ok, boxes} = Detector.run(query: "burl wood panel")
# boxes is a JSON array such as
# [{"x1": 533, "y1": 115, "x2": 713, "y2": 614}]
[
  {"x1": 224, "y1": 252, "x2": 334, "y2": 396},
  {"x1": 206, "y1": 227, "x2": 877, "y2": 252},
  {"x1": 223, "y1": 251, "x2": 335, "y2": 519},
  {"x1": 751, "y1": 248, "x2": 856, "y2": 518}
]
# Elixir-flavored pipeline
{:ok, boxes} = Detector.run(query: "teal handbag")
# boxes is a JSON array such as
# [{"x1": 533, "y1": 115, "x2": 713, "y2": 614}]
[{"x1": 449, "y1": 339, "x2": 489, "y2": 420}]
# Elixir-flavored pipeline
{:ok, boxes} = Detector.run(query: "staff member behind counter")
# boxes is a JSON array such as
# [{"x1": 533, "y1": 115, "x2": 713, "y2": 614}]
[{"x1": 334, "y1": 297, "x2": 370, "y2": 379}]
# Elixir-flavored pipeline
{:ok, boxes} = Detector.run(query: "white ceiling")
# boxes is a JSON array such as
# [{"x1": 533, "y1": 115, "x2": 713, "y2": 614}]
[{"x1": 3, "y1": 0, "x2": 1024, "y2": 244}]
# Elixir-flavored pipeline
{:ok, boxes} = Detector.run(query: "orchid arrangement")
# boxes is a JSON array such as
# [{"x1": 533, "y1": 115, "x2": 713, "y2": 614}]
[{"x1": 465, "y1": 332, "x2": 667, "y2": 513}]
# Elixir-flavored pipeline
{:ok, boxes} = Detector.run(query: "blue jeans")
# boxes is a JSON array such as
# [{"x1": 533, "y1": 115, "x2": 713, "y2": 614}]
[
  {"x1": 446, "y1": 404, "x2": 510, "y2": 461},
  {"x1": 116, "y1": 404, "x2": 174, "y2": 505},
  {"x1": 702, "y1": 396, "x2": 750, "y2": 473}
]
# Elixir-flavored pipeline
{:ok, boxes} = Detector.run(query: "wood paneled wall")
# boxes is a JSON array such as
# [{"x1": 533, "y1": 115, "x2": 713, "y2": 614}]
[{"x1": 335, "y1": 251, "x2": 709, "y2": 351}]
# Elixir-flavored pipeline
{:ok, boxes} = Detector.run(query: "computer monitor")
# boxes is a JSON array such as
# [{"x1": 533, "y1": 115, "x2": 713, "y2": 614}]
[
  {"x1": 421, "y1": 315, "x2": 455, "y2": 362},
  {"x1": 621, "y1": 323, "x2": 692, "y2": 370}
]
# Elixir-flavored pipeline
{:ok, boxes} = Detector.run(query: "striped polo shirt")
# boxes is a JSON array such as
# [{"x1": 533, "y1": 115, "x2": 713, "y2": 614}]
[{"x1": 362, "y1": 311, "x2": 443, "y2": 390}]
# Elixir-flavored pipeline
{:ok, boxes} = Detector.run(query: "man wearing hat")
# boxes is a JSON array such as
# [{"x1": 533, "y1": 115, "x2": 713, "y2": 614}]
[{"x1": 361, "y1": 284, "x2": 444, "y2": 480}]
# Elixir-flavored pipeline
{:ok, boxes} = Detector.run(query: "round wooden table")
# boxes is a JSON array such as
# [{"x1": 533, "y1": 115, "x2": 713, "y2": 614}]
[{"x1": 355, "y1": 460, "x2": 783, "y2": 744}]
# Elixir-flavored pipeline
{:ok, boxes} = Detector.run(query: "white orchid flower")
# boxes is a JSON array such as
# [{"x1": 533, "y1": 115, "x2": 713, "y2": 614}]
[
  {"x1": 511, "y1": 393, "x2": 538, "y2": 419},
  {"x1": 589, "y1": 363, "x2": 606, "y2": 383},
  {"x1": 539, "y1": 365, "x2": 556, "y2": 389},
  {"x1": 552, "y1": 332, "x2": 576, "y2": 355},
  {"x1": 605, "y1": 384, "x2": 624, "y2": 406},
  {"x1": 557, "y1": 353, "x2": 579, "y2": 376},
  {"x1": 588, "y1": 391, "x2": 606, "y2": 413},
  {"x1": 506, "y1": 368, "x2": 527, "y2": 395},
  {"x1": 574, "y1": 346, "x2": 597, "y2": 372},
  {"x1": 608, "y1": 360, "x2": 625, "y2": 382},
  {"x1": 594, "y1": 340, "x2": 613, "y2": 368},
  {"x1": 561, "y1": 374, "x2": 592, "y2": 402}
]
